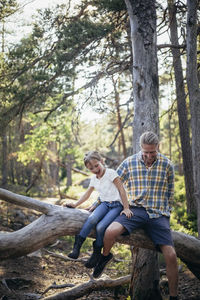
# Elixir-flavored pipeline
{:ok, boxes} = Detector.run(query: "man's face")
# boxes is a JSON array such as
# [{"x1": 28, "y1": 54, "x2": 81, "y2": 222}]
[{"x1": 141, "y1": 143, "x2": 158, "y2": 167}]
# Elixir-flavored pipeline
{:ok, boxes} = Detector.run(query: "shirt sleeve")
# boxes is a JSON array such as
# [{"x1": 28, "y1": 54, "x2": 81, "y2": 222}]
[
  {"x1": 89, "y1": 176, "x2": 95, "y2": 187},
  {"x1": 117, "y1": 159, "x2": 128, "y2": 182},
  {"x1": 107, "y1": 169, "x2": 119, "y2": 182}
]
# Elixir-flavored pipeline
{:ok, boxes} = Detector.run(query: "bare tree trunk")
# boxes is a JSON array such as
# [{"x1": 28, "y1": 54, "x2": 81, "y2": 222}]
[
  {"x1": 66, "y1": 154, "x2": 73, "y2": 189},
  {"x1": 186, "y1": 0, "x2": 200, "y2": 236},
  {"x1": 8, "y1": 125, "x2": 15, "y2": 184},
  {"x1": 1, "y1": 128, "x2": 8, "y2": 187},
  {"x1": 173, "y1": 118, "x2": 183, "y2": 175},
  {"x1": 130, "y1": 248, "x2": 162, "y2": 300},
  {"x1": 112, "y1": 76, "x2": 127, "y2": 159},
  {"x1": 168, "y1": 0, "x2": 196, "y2": 214},
  {"x1": 48, "y1": 142, "x2": 59, "y2": 186},
  {"x1": 25, "y1": 155, "x2": 45, "y2": 193},
  {"x1": 0, "y1": 21, "x2": 8, "y2": 188},
  {"x1": 124, "y1": 0, "x2": 161, "y2": 299},
  {"x1": 168, "y1": 110, "x2": 172, "y2": 161}
]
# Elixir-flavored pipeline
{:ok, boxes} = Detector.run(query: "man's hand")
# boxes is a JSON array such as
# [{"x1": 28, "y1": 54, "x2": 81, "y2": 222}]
[{"x1": 120, "y1": 208, "x2": 133, "y2": 218}]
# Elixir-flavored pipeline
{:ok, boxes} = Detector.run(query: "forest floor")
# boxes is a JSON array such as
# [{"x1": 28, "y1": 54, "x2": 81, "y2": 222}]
[{"x1": 0, "y1": 200, "x2": 200, "y2": 300}]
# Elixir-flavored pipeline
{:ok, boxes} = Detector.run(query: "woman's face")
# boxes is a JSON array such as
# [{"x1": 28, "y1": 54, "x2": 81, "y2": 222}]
[{"x1": 86, "y1": 159, "x2": 105, "y2": 178}]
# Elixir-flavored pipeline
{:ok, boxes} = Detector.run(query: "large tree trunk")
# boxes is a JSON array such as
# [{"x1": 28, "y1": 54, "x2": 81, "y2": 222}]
[
  {"x1": 127, "y1": 0, "x2": 159, "y2": 147},
  {"x1": 123, "y1": 1, "x2": 160, "y2": 299},
  {"x1": 168, "y1": 0, "x2": 196, "y2": 214},
  {"x1": 0, "y1": 188, "x2": 200, "y2": 280},
  {"x1": 186, "y1": 0, "x2": 200, "y2": 236},
  {"x1": 130, "y1": 248, "x2": 162, "y2": 300}
]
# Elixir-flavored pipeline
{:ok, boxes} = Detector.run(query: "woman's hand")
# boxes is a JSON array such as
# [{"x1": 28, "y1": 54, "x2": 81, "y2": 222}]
[
  {"x1": 86, "y1": 204, "x2": 96, "y2": 212},
  {"x1": 64, "y1": 202, "x2": 76, "y2": 208},
  {"x1": 87, "y1": 205, "x2": 96, "y2": 212},
  {"x1": 120, "y1": 208, "x2": 133, "y2": 218}
]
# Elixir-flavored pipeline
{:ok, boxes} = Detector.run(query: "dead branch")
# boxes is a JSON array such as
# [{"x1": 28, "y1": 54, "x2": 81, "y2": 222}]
[
  {"x1": 43, "y1": 249, "x2": 87, "y2": 264},
  {"x1": 42, "y1": 275, "x2": 131, "y2": 300},
  {"x1": 42, "y1": 283, "x2": 75, "y2": 296}
]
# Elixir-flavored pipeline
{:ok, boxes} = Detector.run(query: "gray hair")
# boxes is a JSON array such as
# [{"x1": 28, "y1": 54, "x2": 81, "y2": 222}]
[
  {"x1": 139, "y1": 131, "x2": 159, "y2": 147},
  {"x1": 83, "y1": 151, "x2": 103, "y2": 167}
]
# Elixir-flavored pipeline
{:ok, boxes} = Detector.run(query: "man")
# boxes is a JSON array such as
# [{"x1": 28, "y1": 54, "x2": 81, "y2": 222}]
[{"x1": 93, "y1": 131, "x2": 179, "y2": 300}]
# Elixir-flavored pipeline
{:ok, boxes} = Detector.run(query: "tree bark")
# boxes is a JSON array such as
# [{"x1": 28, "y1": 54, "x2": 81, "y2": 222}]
[
  {"x1": 25, "y1": 155, "x2": 44, "y2": 193},
  {"x1": 126, "y1": 0, "x2": 159, "y2": 150},
  {"x1": 168, "y1": 0, "x2": 196, "y2": 214},
  {"x1": 124, "y1": 0, "x2": 160, "y2": 299},
  {"x1": 130, "y1": 248, "x2": 162, "y2": 300},
  {"x1": 66, "y1": 154, "x2": 73, "y2": 189},
  {"x1": 0, "y1": 189, "x2": 199, "y2": 278},
  {"x1": 1, "y1": 128, "x2": 8, "y2": 187},
  {"x1": 112, "y1": 75, "x2": 127, "y2": 159},
  {"x1": 186, "y1": 0, "x2": 200, "y2": 236}
]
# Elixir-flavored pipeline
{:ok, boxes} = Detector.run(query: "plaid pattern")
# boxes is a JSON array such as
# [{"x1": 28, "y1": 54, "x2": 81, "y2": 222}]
[{"x1": 117, "y1": 151, "x2": 174, "y2": 218}]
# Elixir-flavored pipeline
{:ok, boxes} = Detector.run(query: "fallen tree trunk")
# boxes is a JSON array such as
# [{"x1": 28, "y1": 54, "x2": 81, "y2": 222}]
[{"x1": 0, "y1": 188, "x2": 200, "y2": 279}]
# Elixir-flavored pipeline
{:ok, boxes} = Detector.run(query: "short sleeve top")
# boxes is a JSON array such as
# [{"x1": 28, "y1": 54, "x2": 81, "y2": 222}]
[{"x1": 89, "y1": 168, "x2": 122, "y2": 203}]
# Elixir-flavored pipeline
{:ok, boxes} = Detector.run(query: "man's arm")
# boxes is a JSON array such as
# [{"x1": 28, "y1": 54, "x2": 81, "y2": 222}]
[{"x1": 167, "y1": 164, "x2": 175, "y2": 210}]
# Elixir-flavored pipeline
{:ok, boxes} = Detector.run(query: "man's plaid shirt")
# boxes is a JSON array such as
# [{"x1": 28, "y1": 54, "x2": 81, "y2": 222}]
[{"x1": 117, "y1": 151, "x2": 174, "y2": 218}]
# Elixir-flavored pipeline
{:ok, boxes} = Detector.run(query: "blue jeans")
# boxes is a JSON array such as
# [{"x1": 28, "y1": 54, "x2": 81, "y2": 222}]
[{"x1": 79, "y1": 201, "x2": 123, "y2": 247}]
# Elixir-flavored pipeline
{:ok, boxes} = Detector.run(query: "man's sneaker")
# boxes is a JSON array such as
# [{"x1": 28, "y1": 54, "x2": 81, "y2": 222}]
[{"x1": 93, "y1": 253, "x2": 113, "y2": 278}]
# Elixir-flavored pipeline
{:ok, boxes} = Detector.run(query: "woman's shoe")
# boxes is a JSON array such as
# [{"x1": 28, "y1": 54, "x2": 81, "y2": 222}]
[{"x1": 68, "y1": 235, "x2": 85, "y2": 259}]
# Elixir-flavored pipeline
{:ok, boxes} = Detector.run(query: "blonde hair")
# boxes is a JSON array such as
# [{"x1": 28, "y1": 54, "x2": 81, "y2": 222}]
[
  {"x1": 84, "y1": 151, "x2": 103, "y2": 167},
  {"x1": 139, "y1": 131, "x2": 159, "y2": 147}
]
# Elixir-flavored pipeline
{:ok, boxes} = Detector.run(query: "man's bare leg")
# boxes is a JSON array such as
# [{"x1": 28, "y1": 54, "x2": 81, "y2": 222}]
[
  {"x1": 93, "y1": 222, "x2": 125, "y2": 278},
  {"x1": 160, "y1": 245, "x2": 179, "y2": 298},
  {"x1": 103, "y1": 221, "x2": 126, "y2": 255}
]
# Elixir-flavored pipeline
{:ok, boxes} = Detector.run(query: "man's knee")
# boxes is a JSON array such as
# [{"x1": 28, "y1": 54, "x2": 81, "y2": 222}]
[{"x1": 104, "y1": 222, "x2": 124, "y2": 240}]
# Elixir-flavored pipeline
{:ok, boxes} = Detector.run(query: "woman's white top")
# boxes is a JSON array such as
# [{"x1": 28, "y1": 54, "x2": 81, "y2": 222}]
[{"x1": 89, "y1": 168, "x2": 122, "y2": 203}]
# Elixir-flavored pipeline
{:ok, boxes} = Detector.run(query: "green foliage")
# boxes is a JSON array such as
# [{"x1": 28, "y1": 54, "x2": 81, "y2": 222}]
[
  {"x1": 59, "y1": 19, "x2": 112, "y2": 48},
  {"x1": 0, "y1": 2, "x2": 116, "y2": 129},
  {"x1": 112, "y1": 243, "x2": 131, "y2": 276},
  {"x1": 93, "y1": 0, "x2": 127, "y2": 12},
  {"x1": 172, "y1": 175, "x2": 197, "y2": 235},
  {"x1": 17, "y1": 118, "x2": 52, "y2": 165},
  {"x1": 0, "y1": 0, "x2": 18, "y2": 20}
]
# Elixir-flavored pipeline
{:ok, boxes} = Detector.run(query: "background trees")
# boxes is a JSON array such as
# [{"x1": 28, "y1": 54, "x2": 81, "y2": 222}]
[{"x1": 0, "y1": 0, "x2": 200, "y2": 298}]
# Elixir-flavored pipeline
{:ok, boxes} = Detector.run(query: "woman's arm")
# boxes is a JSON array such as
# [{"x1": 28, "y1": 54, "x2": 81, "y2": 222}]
[
  {"x1": 66, "y1": 186, "x2": 94, "y2": 208},
  {"x1": 113, "y1": 177, "x2": 133, "y2": 218}
]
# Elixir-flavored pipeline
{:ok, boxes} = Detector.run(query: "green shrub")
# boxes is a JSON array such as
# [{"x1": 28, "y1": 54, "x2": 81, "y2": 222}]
[{"x1": 172, "y1": 174, "x2": 197, "y2": 235}]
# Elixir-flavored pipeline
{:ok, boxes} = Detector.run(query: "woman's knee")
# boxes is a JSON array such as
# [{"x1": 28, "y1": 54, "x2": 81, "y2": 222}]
[
  {"x1": 96, "y1": 223, "x2": 106, "y2": 235},
  {"x1": 87, "y1": 214, "x2": 99, "y2": 225}
]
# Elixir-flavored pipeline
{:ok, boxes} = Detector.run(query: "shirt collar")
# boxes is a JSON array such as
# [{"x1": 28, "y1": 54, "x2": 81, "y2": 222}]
[{"x1": 137, "y1": 150, "x2": 160, "y2": 164}]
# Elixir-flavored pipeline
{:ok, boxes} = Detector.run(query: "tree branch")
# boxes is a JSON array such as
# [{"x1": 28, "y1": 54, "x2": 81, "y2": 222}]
[{"x1": 42, "y1": 275, "x2": 131, "y2": 300}]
